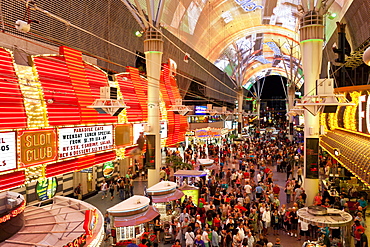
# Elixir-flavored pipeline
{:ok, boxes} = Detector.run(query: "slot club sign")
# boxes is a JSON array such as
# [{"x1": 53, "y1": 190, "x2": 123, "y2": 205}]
[{"x1": 58, "y1": 126, "x2": 113, "y2": 159}]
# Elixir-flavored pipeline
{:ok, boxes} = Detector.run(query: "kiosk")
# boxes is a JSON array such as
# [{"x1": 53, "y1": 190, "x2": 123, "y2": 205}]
[
  {"x1": 107, "y1": 195, "x2": 159, "y2": 244},
  {"x1": 146, "y1": 181, "x2": 184, "y2": 221},
  {"x1": 297, "y1": 206, "x2": 352, "y2": 247}
]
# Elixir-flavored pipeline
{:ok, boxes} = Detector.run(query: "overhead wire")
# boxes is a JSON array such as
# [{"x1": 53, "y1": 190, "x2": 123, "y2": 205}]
[{"x1": 19, "y1": 0, "x2": 237, "y2": 100}]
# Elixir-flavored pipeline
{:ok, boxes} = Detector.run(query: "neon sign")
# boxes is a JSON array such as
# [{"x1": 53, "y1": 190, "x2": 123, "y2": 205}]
[
  {"x1": 83, "y1": 209, "x2": 98, "y2": 237},
  {"x1": 63, "y1": 234, "x2": 87, "y2": 247},
  {"x1": 0, "y1": 201, "x2": 26, "y2": 224},
  {"x1": 234, "y1": 0, "x2": 263, "y2": 12}
]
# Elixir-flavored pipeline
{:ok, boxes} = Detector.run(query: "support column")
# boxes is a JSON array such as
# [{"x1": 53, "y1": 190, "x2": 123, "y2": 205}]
[
  {"x1": 300, "y1": 12, "x2": 324, "y2": 205},
  {"x1": 144, "y1": 29, "x2": 164, "y2": 187}
]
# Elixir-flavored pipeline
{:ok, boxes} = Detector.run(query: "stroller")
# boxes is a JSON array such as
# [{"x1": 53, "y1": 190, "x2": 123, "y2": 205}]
[{"x1": 163, "y1": 222, "x2": 173, "y2": 244}]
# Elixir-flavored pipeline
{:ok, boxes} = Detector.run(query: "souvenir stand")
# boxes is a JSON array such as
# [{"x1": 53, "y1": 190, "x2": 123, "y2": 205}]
[
  {"x1": 107, "y1": 195, "x2": 159, "y2": 245},
  {"x1": 297, "y1": 206, "x2": 352, "y2": 247},
  {"x1": 146, "y1": 181, "x2": 184, "y2": 222}
]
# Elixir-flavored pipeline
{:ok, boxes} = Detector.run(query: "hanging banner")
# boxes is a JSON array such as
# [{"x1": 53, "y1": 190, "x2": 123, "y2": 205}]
[
  {"x1": 58, "y1": 125, "x2": 113, "y2": 159},
  {"x1": 0, "y1": 132, "x2": 17, "y2": 172}
]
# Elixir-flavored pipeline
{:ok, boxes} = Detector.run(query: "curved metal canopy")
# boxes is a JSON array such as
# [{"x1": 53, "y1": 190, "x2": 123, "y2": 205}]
[{"x1": 124, "y1": 0, "x2": 352, "y2": 89}]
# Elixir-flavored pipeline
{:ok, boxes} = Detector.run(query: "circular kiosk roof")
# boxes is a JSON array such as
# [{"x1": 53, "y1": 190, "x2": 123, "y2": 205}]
[{"x1": 297, "y1": 206, "x2": 353, "y2": 227}]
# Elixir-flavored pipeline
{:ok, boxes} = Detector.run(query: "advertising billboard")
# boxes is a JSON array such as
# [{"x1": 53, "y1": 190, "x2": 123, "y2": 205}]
[
  {"x1": 0, "y1": 132, "x2": 17, "y2": 172},
  {"x1": 58, "y1": 125, "x2": 113, "y2": 159}
]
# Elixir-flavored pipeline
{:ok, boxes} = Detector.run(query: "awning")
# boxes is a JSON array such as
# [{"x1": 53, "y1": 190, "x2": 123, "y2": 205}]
[
  {"x1": 198, "y1": 159, "x2": 214, "y2": 165},
  {"x1": 179, "y1": 185, "x2": 199, "y2": 191},
  {"x1": 202, "y1": 164, "x2": 218, "y2": 170},
  {"x1": 151, "y1": 189, "x2": 184, "y2": 203},
  {"x1": 174, "y1": 170, "x2": 207, "y2": 177},
  {"x1": 113, "y1": 205, "x2": 159, "y2": 227}
]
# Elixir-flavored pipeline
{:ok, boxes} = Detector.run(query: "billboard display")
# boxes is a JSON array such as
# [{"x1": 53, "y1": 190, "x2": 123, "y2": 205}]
[
  {"x1": 58, "y1": 125, "x2": 113, "y2": 159},
  {"x1": 0, "y1": 132, "x2": 17, "y2": 172}
]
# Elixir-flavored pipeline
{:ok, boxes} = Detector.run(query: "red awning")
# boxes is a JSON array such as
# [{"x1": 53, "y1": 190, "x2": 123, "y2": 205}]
[
  {"x1": 113, "y1": 206, "x2": 159, "y2": 227},
  {"x1": 151, "y1": 190, "x2": 184, "y2": 203}
]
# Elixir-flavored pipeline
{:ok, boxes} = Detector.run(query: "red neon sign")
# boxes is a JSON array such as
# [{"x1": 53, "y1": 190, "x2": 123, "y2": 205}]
[
  {"x1": 83, "y1": 209, "x2": 98, "y2": 237},
  {"x1": 62, "y1": 233, "x2": 87, "y2": 247},
  {"x1": 0, "y1": 200, "x2": 26, "y2": 224}
]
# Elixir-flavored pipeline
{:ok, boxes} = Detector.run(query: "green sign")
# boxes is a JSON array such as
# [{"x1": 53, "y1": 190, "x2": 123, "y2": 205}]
[
  {"x1": 103, "y1": 161, "x2": 114, "y2": 178},
  {"x1": 36, "y1": 177, "x2": 58, "y2": 201}
]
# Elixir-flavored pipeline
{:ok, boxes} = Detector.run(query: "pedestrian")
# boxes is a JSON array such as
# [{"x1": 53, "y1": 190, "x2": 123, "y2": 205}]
[
  {"x1": 104, "y1": 212, "x2": 111, "y2": 241},
  {"x1": 109, "y1": 180, "x2": 116, "y2": 200},
  {"x1": 358, "y1": 228, "x2": 368, "y2": 247},
  {"x1": 74, "y1": 183, "x2": 82, "y2": 200},
  {"x1": 101, "y1": 180, "x2": 108, "y2": 200}
]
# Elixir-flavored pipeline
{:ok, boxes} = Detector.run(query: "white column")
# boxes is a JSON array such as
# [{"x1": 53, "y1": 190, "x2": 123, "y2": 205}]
[
  {"x1": 144, "y1": 30, "x2": 163, "y2": 187},
  {"x1": 300, "y1": 13, "x2": 324, "y2": 205}
]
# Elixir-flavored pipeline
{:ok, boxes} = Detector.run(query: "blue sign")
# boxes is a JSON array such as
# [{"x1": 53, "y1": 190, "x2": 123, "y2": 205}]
[{"x1": 234, "y1": 0, "x2": 263, "y2": 12}]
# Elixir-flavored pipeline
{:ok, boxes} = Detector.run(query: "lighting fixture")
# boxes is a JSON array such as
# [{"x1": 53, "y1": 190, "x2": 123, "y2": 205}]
[
  {"x1": 135, "y1": 30, "x2": 143, "y2": 37},
  {"x1": 167, "y1": 99, "x2": 192, "y2": 116},
  {"x1": 328, "y1": 12, "x2": 337, "y2": 20}
]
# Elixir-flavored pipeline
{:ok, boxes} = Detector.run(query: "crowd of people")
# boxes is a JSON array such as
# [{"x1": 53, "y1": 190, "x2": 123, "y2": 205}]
[
  {"x1": 148, "y1": 132, "x2": 306, "y2": 247},
  {"x1": 149, "y1": 130, "x2": 368, "y2": 247},
  {"x1": 97, "y1": 129, "x2": 370, "y2": 247}
]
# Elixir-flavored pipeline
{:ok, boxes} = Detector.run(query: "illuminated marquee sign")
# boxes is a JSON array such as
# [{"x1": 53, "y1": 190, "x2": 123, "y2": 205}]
[
  {"x1": 58, "y1": 126, "x2": 113, "y2": 159},
  {"x1": 0, "y1": 201, "x2": 26, "y2": 224},
  {"x1": 0, "y1": 132, "x2": 16, "y2": 172},
  {"x1": 234, "y1": 0, "x2": 263, "y2": 12},
  {"x1": 18, "y1": 129, "x2": 57, "y2": 168},
  {"x1": 195, "y1": 128, "x2": 222, "y2": 138}
]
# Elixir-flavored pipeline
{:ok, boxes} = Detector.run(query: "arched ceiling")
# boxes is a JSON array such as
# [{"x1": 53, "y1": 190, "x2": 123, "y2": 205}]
[{"x1": 126, "y1": 0, "x2": 353, "y2": 90}]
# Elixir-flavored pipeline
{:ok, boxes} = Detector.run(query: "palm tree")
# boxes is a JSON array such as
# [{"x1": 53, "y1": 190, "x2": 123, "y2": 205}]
[{"x1": 165, "y1": 155, "x2": 193, "y2": 172}]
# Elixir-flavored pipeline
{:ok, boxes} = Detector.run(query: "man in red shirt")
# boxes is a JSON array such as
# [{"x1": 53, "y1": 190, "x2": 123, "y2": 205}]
[
  {"x1": 354, "y1": 220, "x2": 366, "y2": 247},
  {"x1": 272, "y1": 183, "x2": 280, "y2": 197}
]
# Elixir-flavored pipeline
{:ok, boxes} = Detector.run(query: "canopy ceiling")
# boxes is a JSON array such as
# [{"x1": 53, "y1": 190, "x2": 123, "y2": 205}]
[{"x1": 125, "y1": 0, "x2": 353, "y2": 89}]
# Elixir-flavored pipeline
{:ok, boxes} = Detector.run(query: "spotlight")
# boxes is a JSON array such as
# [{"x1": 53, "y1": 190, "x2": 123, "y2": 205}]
[
  {"x1": 135, "y1": 30, "x2": 143, "y2": 37},
  {"x1": 328, "y1": 12, "x2": 337, "y2": 20}
]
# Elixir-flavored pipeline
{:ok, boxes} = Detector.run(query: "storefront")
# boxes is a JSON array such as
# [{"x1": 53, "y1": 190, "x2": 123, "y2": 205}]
[
  {"x1": 146, "y1": 181, "x2": 184, "y2": 221},
  {"x1": 107, "y1": 195, "x2": 159, "y2": 245}
]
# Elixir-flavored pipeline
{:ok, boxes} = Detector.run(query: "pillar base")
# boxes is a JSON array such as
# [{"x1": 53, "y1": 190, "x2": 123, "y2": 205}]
[
  {"x1": 303, "y1": 178, "x2": 319, "y2": 206},
  {"x1": 148, "y1": 169, "x2": 160, "y2": 188}
]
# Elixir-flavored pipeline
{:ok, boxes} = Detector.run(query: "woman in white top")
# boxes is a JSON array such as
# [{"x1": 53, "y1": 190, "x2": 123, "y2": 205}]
[{"x1": 185, "y1": 227, "x2": 195, "y2": 247}]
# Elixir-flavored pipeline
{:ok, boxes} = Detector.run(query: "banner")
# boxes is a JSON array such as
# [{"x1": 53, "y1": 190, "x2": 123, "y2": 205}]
[{"x1": 0, "y1": 132, "x2": 17, "y2": 172}]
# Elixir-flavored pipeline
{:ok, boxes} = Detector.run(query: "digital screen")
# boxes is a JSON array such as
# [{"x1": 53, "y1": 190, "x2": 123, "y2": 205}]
[
  {"x1": 306, "y1": 138, "x2": 319, "y2": 179},
  {"x1": 194, "y1": 106, "x2": 207, "y2": 115},
  {"x1": 145, "y1": 135, "x2": 156, "y2": 169}
]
